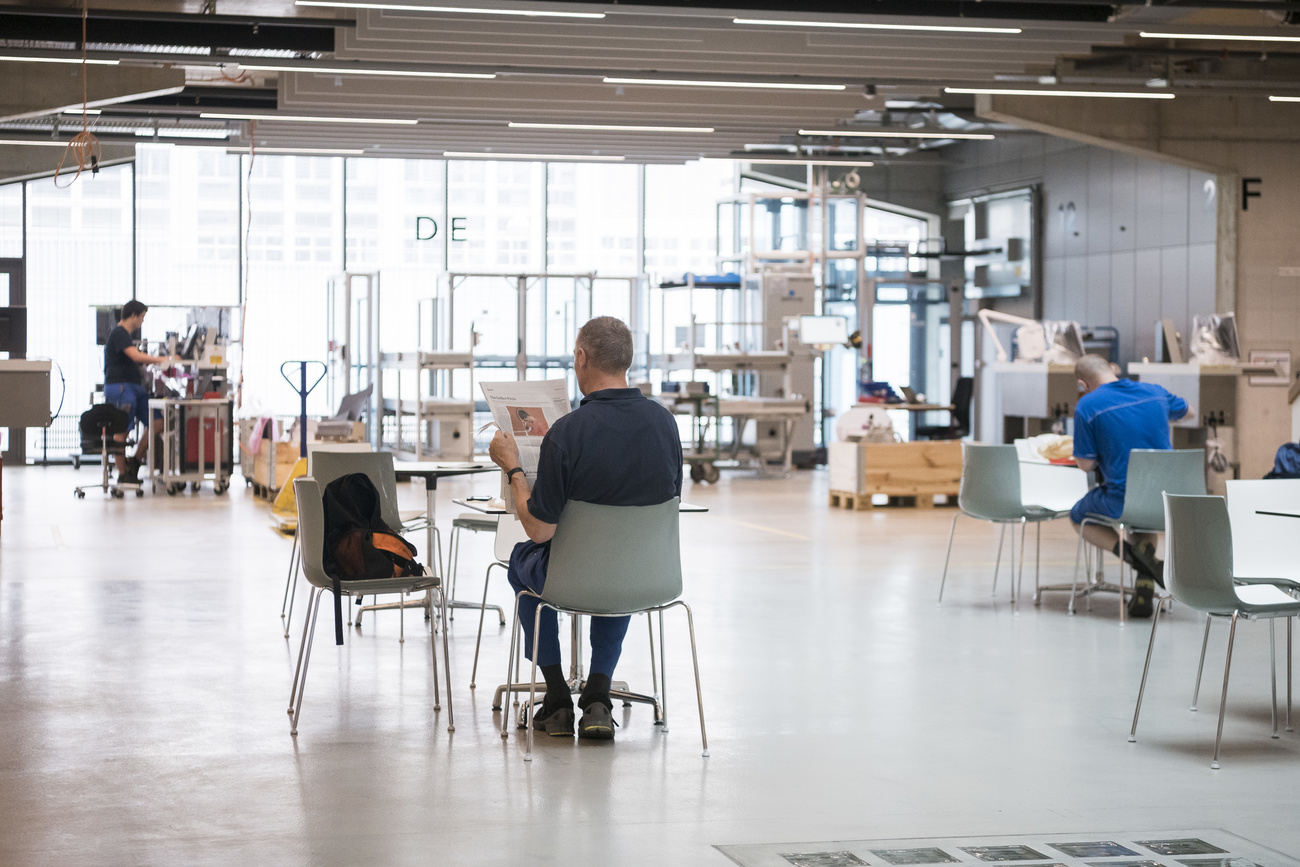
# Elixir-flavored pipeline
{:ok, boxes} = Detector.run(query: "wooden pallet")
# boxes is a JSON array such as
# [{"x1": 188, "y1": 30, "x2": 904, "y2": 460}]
[{"x1": 829, "y1": 489, "x2": 955, "y2": 511}]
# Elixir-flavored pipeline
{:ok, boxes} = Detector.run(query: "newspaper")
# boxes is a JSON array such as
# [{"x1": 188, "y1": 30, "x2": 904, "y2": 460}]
[{"x1": 478, "y1": 380, "x2": 571, "y2": 510}]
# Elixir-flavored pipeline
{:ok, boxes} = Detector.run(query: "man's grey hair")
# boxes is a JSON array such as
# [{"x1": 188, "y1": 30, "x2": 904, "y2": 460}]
[
  {"x1": 1075, "y1": 353, "x2": 1115, "y2": 386},
  {"x1": 576, "y1": 316, "x2": 633, "y2": 375}
]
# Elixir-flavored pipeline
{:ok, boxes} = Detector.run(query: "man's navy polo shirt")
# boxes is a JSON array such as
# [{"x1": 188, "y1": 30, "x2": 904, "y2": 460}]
[
  {"x1": 527, "y1": 387, "x2": 683, "y2": 525},
  {"x1": 1073, "y1": 378, "x2": 1188, "y2": 492}
]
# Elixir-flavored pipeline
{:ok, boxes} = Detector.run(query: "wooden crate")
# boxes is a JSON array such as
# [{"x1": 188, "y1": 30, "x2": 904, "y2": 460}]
[{"x1": 829, "y1": 440, "x2": 962, "y2": 505}]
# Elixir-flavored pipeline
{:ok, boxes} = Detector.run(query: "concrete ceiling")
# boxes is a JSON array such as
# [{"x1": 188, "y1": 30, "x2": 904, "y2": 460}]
[{"x1": 2, "y1": 1, "x2": 1300, "y2": 164}]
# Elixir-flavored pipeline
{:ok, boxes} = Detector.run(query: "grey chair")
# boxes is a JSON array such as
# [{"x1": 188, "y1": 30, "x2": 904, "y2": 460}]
[
  {"x1": 501, "y1": 498, "x2": 708, "y2": 762},
  {"x1": 281, "y1": 450, "x2": 440, "y2": 637},
  {"x1": 287, "y1": 477, "x2": 454, "y2": 735},
  {"x1": 467, "y1": 512, "x2": 528, "y2": 689},
  {"x1": 1071, "y1": 448, "x2": 1205, "y2": 622},
  {"x1": 447, "y1": 512, "x2": 507, "y2": 628},
  {"x1": 1129, "y1": 494, "x2": 1300, "y2": 769},
  {"x1": 938, "y1": 443, "x2": 1070, "y2": 606}
]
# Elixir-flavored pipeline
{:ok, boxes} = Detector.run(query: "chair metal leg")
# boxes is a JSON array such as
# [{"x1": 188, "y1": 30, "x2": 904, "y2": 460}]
[
  {"x1": 1117, "y1": 525, "x2": 1127, "y2": 625},
  {"x1": 1033, "y1": 521, "x2": 1042, "y2": 604},
  {"x1": 1069, "y1": 528, "x2": 1084, "y2": 615},
  {"x1": 1015, "y1": 518, "x2": 1027, "y2": 606},
  {"x1": 290, "y1": 588, "x2": 324, "y2": 736},
  {"x1": 679, "y1": 601, "x2": 709, "y2": 757},
  {"x1": 470, "y1": 562, "x2": 503, "y2": 689},
  {"x1": 439, "y1": 584, "x2": 454, "y2": 731},
  {"x1": 1129, "y1": 593, "x2": 1163, "y2": 742},
  {"x1": 284, "y1": 546, "x2": 301, "y2": 638},
  {"x1": 1191, "y1": 614, "x2": 1213, "y2": 711},
  {"x1": 288, "y1": 582, "x2": 316, "y2": 713},
  {"x1": 524, "y1": 603, "x2": 544, "y2": 761},
  {"x1": 428, "y1": 591, "x2": 441, "y2": 712},
  {"x1": 499, "y1": 590, "x2": 525, "y2": 735},
  {"x1": 1288, "y1": 617, "x2": 1294, "y2": 732},
  {"x1": 991, "y1": 523, "x2": 1006, "y2": 598},
  {"x1": 659, "y1": 604, "x2": 669, "y2": 733},
  {"x1": 281, "y1": 532, "x2": 299, "y2": 618},
  {"x1": 937, "y1": 512, "x2": 959, "y2": 604},
  {"x1": 1211, "y1": 612, "x2": 1239, "y2": 770},
  {"x1": 646, "y1": 611, "x2": 660, "y2": 702},
  {"x1": 447, "y1": 525, "x2": 461, "y2": 611},
  {"x1": 1270, "y1": 618, "x2": 1279, "y2": 739}
]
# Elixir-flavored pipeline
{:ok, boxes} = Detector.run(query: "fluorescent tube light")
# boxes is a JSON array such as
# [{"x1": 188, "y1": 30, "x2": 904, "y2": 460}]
[
  {"x1": 201, "y1": 113, "x2": 418, "y2": 124},
  {"x1": 799, "y1": 128, "x2": 995, "y2": 140},
  {"x1": 734, "y1": 17, "x2": 1021, "y2": 34},
  {"x1": 230, "y1": 146, "x2": 367, "y2": 155},
  {"x1": 0, "y1": 55, "x2": 118, "y2": 65},
  {"x1": 135, "y1": 128, "x2": 232, "y2": 140},
  {"x1": 62, "y1": 108, "x2": 102, "y2": 115},
  {"x1": 508, "y1": 122, "x2": 714, "y2": 133},
  {"x1": 443, "y1": 151, "x2": 625, "y2": 161},
  {"x1": 604, "y1": 77, "x2": 845, "y2": 91},
  {"x1": 1268, "y1": 95, "x2": 1300, "y2": 102},
  {"x1": 236, "y1": 63, "x2": 496, "y2": 80},
  {"x1": 703, "y1": 157, "x2": 875, "y2": 166},
  {"x1": 295, "y1": 1, "x2": 605, "y2": 18},
  {"x1": 945, "y1": 87, "x2": 1175, "y2": 99},
  {"x1": 0, "y1": 139, "x2": 80, "y2": 148},
  {"x1": 1141, "y1": 30, "x2": 1300, "y2": 43}
]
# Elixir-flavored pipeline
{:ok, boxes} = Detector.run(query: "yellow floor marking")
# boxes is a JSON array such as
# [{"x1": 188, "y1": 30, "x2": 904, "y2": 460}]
[{"x1": 709, "y1": 516, "x2": 810, "y2": 541}]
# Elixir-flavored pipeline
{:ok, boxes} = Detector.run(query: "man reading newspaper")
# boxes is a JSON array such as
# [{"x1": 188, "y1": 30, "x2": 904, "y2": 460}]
[{"x1": 487, "y1": 316, "x2": 683, "y2": 740}]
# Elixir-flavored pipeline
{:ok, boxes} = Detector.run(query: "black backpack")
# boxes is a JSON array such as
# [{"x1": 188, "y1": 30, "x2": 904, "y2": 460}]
[{"x1": 321, "y1": 473, "x2": 425, "y2": 645}]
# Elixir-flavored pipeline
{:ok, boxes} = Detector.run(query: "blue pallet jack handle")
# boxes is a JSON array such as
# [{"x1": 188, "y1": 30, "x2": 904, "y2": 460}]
[{"x1": 280, "y1": 361, "x2": 327, "y2": 459}]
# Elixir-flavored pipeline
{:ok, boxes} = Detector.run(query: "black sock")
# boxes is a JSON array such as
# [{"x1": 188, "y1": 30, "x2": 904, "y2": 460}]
[
  {"x1": 540, "y1": 664, "x2": 571, "y2": 711},
  {"x1": 579, "y1": 673, "x2": 612, "y2": 710}
]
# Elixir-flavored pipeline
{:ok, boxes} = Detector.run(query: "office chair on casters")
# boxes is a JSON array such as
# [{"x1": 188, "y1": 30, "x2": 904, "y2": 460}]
[
  {"x1": 916, "y1": 376, "x2": 973, "y2": 441},
  {"x1": 1069, "y1": 448, "x2": 1205, "y2": 623},
  {"x1": 500, "y1": 498, "x2": 708, "y2": 762},
  {"x1": 287, "y1": 476, "x2": 454, "y2": 736},
  {"x1": 938, "y1": 443, "x2": 1070, "y2": 606},
  {"x1": 74, "y1": 403, "x2": 143, "y2": 500},
  {"x1": 1129, "y1": 493, "x2": 1300, "y2": 769}
]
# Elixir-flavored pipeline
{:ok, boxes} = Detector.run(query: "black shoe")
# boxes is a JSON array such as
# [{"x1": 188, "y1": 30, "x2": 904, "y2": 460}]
[
  {"x1": 119, "y1": 459, "x2": 141, "y2": 484},
  {"x1": 530, "y1": 702, "x2": 575, "y2": 737},
  {"x1": 1135, "y1": 540, "x2": 1165, "y2": 588},
  {"x1": 578, "y1": 700, "x2": 616, "y2": 740},
  {"x1": 1127, "y1": 577, "x2": 1155, "y2": 618}
]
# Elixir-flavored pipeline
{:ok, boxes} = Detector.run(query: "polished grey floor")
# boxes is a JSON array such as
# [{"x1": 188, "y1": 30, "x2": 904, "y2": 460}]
[{"x1": 1, "y1": 465, "x2": 1297, "y2": 866}]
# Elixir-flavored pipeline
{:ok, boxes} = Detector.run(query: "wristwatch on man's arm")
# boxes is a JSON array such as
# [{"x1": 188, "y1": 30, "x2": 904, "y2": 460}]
[{"x1": 505, "y1": 466, "x2": 526, "y2": 484}]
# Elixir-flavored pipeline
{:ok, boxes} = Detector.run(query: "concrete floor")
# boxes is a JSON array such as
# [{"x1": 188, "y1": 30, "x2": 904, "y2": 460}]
[{"x1": 1, "y1": 465, "x2": 1297, "y2": 866}]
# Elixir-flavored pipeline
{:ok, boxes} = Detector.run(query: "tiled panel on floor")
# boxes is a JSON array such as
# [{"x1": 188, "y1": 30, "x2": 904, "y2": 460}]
[{"x1": 720, "y1": 831, "x2": 1296, "y2": 867}]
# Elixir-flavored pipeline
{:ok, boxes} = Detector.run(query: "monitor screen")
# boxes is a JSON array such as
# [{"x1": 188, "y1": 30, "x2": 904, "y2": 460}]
[{"x1": 799, "y1": 315, "x2": 849, "y2": 346}]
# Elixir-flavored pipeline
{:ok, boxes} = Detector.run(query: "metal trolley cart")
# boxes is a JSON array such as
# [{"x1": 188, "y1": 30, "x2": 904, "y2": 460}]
[{"x1": 147, "y1": 398, "x2": 233, "y2": 495}]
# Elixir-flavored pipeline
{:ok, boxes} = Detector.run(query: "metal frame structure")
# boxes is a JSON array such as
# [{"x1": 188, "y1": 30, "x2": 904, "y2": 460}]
[{"x1": 325, "y1": 271, "x2": 380, "y2": 446}]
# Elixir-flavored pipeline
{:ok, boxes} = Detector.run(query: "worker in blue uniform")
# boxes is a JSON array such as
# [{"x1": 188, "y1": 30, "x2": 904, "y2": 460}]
[{"x1": 1071, "y1": 354, "x2": 1194, "y2": 617}]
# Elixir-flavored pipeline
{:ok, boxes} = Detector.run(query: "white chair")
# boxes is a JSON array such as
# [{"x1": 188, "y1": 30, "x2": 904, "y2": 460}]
[
  {"x1": 468, "y1": 512, "x2": 528, "y2": 689},
  {"x1": 1129, "y1": 494, "x2": 1300, "y2": 768},
  {"x1": 287, "y1": 477, "x2": 454, "y2": 735},
  {"x1": 447, "y1": 512, "x2": 507, "y2": 627}
]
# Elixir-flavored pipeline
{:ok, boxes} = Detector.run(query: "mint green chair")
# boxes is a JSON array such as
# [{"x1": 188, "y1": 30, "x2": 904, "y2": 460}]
[
  {"x1": 1129, "y1": 494, "x2": 1300, "y2": 769},
  {"x1": 501, "y1": 498, "x2": 708, "y2": 762},
  {"x1": 1071, "y1": 448, "x2": 1204, "y2": 622},
  {"x1": 939, "y1": 443, "x2": 1070, "y2": 606}
]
